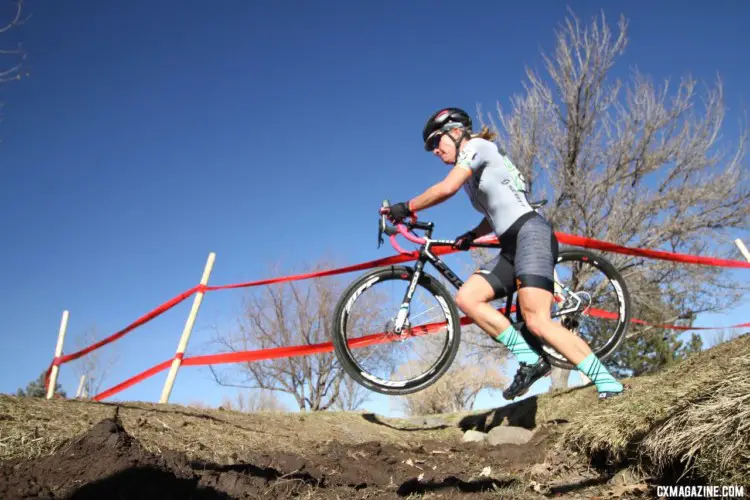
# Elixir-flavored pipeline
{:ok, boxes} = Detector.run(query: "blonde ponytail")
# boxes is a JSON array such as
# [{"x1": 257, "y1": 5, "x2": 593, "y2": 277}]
[{"x1": 472, "y1": 125, "x2": 497, "y2": 142}]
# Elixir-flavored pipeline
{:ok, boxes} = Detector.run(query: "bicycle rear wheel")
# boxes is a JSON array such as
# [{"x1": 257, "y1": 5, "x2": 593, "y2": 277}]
[
  {"x1": 331, "y1": 265, "x2": 462, "y2": 395},
  {"x1": 532, "y1": 249, "x2": 632, "y2": 370}
]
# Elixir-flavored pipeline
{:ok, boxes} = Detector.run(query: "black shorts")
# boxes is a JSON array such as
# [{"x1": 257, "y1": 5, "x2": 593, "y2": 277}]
[{"x1": 475, "y1": 212, "x2": 559, "y2": 298}]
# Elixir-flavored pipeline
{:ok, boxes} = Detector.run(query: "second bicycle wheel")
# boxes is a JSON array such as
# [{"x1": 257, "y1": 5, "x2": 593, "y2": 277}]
[
  {"x1": 537, "y1": 249, "x2": 632, "y2": 369},
  {"x1": 331, "y1": 264, "x2": 462, "y2": 395}
]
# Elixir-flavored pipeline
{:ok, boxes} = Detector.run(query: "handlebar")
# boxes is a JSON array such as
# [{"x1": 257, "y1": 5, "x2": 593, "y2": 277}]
[
  {"x1": 378, "y1": 199, "x2": 500, "y2": 255},
  {"x1": 378, "y1": 199, "x2": 430, "y2": 255},
  {"x1": 390, "y1": 223, "x2": 426, "y2": 254}
]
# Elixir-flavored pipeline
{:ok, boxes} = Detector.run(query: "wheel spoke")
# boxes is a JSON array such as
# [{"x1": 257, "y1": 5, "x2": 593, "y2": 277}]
[
  {"x1": 331, "y1": 267, "x2": 461, "y2": 395},
  {"x1": 544, "y1": 251, "x2": 631, "y2": 367}
]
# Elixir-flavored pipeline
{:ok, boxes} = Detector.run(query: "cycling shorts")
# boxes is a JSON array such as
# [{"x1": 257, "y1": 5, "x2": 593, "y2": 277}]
[{"x1": 474, "y1": 212, "x2": 559, "y2": 298}]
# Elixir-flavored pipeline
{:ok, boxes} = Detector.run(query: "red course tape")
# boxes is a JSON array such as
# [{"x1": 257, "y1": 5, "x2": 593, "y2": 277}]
[
  {"x1": 555, "y1": 232, "x2": 750, "y2": 269},
  {"x1": 46, "y1": 231, "x2": 748, "y2": 398},
  {"x1": 90, "y1": 304, "x2": 749, "y2": 401}
]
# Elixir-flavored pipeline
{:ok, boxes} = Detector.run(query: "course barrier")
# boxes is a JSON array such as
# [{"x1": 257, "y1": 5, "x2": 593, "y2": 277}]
[{"x1": 43, "y1": 231, "x2": 750, "y2": 402}]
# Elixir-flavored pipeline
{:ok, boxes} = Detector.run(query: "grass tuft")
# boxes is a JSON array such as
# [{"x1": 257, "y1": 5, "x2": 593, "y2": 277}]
[{"x1": 560, "y1": 332, "x2": 750, "y2": 484}]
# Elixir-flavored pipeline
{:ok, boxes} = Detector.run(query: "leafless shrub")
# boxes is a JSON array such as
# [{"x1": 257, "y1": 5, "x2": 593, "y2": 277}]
[
  {"x1": 208, "y1": 258, "x2": 371, "y2": 411},
  {"x1": 478, "y1": 8, "x2": 749, "y2": 386}
]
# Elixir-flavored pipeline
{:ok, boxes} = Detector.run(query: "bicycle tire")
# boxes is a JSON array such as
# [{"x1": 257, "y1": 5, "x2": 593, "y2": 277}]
[
  {"x1": 331, "y1": 265, "x2": 462, "y2": 396},
  {"x1": 540, "y1": 249, "x2": 632, "y2": 369}
]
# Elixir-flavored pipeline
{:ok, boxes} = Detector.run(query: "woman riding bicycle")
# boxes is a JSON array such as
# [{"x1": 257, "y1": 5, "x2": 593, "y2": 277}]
[{"x1": 382, "y1": 107, "x2": 625, "y2": 400}]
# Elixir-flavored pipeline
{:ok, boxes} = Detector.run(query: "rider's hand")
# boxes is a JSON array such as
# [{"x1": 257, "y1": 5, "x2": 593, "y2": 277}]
[
  {"x1": 453, "y1": 229, "x2": 477, "y2": 250},
  {"x1": 384, "y1": 201, "x2": 413, "y2": 222}
]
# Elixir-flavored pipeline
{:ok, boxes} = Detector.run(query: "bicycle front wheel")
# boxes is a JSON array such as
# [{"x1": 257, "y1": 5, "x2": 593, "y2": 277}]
[{"x1": 331, "y1": 265, "x2": 462, "y2": 395}]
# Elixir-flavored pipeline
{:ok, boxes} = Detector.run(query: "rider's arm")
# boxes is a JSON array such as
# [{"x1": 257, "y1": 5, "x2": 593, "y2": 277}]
[{"x1": 408, "y1": 166, "x2": 471, "y2": 212}]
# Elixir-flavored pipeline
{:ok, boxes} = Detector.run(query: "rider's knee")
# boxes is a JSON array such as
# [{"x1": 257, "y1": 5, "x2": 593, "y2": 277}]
[
  {"x1": 523, "y1": 312, "x2": 550, "y2": 338},
  {"x1": 455, "y1": 288, "x2": 478, "y2": 314}
]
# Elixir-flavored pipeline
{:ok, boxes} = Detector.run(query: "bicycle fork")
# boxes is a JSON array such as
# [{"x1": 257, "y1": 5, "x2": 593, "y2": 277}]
[{"x1": 392, "y1": 259, "x2": 427, "y2": 335}]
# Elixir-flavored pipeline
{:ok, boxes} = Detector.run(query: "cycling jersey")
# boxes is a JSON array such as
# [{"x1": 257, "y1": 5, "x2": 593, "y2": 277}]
[{"x1": 456, "y1": 137, "x2": 533, "y2": 237}]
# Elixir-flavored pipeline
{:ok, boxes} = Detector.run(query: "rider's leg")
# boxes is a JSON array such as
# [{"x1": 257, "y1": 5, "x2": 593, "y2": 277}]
[
  {"x1": 455, "y1": 265, "x2": 541, "y2": 366},
  {"x1": 518, "y1": 286, "x2": 623, "y2": 395},
  {"x1": 503, "y1": 212, "x2": 624, "y2": 399},
  {"x1": 518, "y1": 287, "x2": 592, "y2": 364}
]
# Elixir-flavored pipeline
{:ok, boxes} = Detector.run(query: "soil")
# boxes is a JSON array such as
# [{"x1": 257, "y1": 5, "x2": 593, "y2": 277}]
[{"x1": 0, "y1": 416, "x2": 555, "y2": 499}]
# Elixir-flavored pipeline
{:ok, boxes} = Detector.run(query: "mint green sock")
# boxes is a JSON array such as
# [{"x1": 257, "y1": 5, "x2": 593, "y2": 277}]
[
  {"x1": 577, "y1": 353, "x2": 623, "y2": 393},
  {"x1": 495, "y1": 325, "x2": 540, "y2": 365}
]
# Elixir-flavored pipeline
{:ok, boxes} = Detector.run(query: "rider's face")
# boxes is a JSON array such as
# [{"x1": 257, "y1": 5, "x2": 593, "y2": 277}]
[{"x1": 433, "y1": 131, "x2": 458, "y2": 165}]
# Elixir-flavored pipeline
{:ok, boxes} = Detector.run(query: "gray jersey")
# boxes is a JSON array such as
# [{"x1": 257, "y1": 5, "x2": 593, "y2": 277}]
[{"x1": 456, "y1": 137, "x2": 533, "y2": 237}]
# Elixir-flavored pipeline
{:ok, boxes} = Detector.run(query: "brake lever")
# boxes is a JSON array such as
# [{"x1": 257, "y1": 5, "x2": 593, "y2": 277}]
[
  {"x1": 378, "y1": 199, "x2": 390, "y2": 248},
  {"x1": 378, "y1": 217, "x2": 385, "y2": 248}
]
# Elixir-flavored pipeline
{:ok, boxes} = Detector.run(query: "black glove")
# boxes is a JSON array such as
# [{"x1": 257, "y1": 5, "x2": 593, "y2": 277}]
[
  {"x1": 453, "y1": 229, "x2": 477, "y2": 250},
  {"x1": 386, "y1": 201, "x2": 413, "y2": 222}
]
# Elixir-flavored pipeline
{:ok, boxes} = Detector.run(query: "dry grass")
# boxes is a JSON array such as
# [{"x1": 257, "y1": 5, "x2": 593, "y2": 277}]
[
  {"x1": 0, "y1": 395, "x2": 113, "y2": 461},
  {"x1": 640, "y1": 353, "x2": 750, "y2": 485},
  {"x1": 560, "y1": 332, "x2": 750, "y2": 485},
  {"x1": 2, "y1": 332, "x2": 748, "y2": 491},
  {"x1": 0, "y1": 396, "x2": 463, "y2": 464}
]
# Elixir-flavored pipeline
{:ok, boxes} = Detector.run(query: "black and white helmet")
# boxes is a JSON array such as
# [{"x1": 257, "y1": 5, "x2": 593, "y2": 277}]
[{"x1": 422, "y1": 107, "x2": 472, "y2": 151}]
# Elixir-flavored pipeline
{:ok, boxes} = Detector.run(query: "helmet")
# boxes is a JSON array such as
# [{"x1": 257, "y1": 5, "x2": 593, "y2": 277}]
[{"x1": 422, "y1": 107, "x2": 472, "y2": 151}]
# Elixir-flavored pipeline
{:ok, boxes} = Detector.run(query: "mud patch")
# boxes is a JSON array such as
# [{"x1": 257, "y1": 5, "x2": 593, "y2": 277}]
[{"x1": 0, "y1": 417, "x2": 553, "y2": 499}]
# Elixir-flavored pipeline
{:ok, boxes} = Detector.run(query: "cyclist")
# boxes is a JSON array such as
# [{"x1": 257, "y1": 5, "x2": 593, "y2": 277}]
[{"x1": 382, "y1": 107, "x2": 625, "y2": 400}]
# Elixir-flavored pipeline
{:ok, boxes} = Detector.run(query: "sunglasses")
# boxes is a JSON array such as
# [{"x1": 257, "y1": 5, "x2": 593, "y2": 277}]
[{"x1": 424, "y1": 130, "x2": 444, "y2": 151}]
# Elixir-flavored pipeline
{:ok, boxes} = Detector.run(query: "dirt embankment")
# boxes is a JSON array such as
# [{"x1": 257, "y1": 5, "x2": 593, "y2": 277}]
[
  {"x1": 2, "y1": 332, "x2": 748, "y2": 499},
  {"x1": 1, "y1": 411, "x2": 561, "y2": 499}
]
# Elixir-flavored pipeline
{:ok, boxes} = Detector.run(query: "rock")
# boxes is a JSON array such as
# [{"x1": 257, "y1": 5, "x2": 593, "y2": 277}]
[
  {"x1": 462, "y1": 430, "x2": 487, "y2": 443},
  {"x1": 486, "y1": 426, "x2": 534, "y2": 446}
]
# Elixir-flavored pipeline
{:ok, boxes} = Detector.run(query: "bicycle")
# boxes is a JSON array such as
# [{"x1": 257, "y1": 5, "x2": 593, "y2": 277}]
[{"x1": 331, "y1": 199, "x2": 632, "y2": 396}]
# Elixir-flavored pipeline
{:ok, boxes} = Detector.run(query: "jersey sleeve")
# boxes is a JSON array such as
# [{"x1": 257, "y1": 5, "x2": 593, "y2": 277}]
[{"x1": 455, "y1": 140, "x2": 485, "y2": 173}]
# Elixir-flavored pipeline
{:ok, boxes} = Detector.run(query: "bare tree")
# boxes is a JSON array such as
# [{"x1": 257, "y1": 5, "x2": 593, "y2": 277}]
[
  {"x1": 479, "y1": 8, "x2": 750, "y2": 388},
  {"x1": 709, "y1": 328, "x2": 742, "y2": 348},
  {"x1": 0, "y1": 1, "x2": 26, "y2": 80},
  {"x1": 393, "y1": 337, "x2": 508, "y2": 416},
  {"x1": 219, "y1": 389, "x2": 287, "y2": 413},
  {"x1": 186, "y1": 400, "x2": 213, "y2": 410},
  {"x1": 208, "y1": 258, "x2": 372, "y2": 411},
  {"x1": 0, "y1": 0, "x2": 28, "y2": 122},
  {"x1": 330, "y1": 372, "x2": 371, "y2": 411},
  {"x1": 70, "y1": 325, "x2": 120, "y2": 398}
]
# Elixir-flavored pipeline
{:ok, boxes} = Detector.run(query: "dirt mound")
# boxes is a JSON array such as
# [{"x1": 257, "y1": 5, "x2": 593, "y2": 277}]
[
  {"x1": 0, "y1": 417, "x2": 209, "y2": 499},
  {"x1": 0, "y1": 416, "x2": 553, "y2": 499}
]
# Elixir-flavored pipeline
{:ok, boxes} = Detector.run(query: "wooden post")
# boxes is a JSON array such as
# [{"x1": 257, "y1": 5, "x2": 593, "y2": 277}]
[
  {"x1": 735, "y1": 238, "x2": 750, "y2": 263},
  {"x1": 46, "y1": 310, "x2": 69, "y2": 399},
  {"x1": 75, "y1": 375, "x2": 86, "y2": 398},
  {"x1": 159, "y1": 252, "x2": 216, "y2": 404}
]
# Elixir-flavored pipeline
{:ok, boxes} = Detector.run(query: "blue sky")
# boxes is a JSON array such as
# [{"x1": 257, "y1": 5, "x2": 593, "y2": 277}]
[{"x1": 1, "y1": 0, "x2": 748, "y2": 416}]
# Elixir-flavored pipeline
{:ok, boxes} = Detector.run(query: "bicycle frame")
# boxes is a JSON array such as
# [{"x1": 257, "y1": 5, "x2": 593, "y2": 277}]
[
  {"x1": 379, "y1": 213, "x2": 512, "y2": 334},
  {"x1": 379, "y1": 212, "x2": 583, "y2": 335}
]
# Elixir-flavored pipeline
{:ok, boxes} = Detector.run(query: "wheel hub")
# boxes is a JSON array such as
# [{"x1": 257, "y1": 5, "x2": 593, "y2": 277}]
[{"x1": 385, "y1": 317, "x2": 410, "y2": 341}]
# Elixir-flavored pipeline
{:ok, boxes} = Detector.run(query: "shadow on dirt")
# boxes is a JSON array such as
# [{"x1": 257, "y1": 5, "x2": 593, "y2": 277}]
[
  {"x1": 458, "y1": 396, "x2": 541, "y2": 432},
  {"x1": 397, "y1": 476, "x2": 518, "y2": 496},
  {"x1": 361, "y1": 412, "x2": 450, "y2": 431},
  {"x1": 185, "y1": 459, "x2": 321, "y2": 486},
  {"x1": 68, "y1": 466, "x2": 233, "y2": 500}
]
